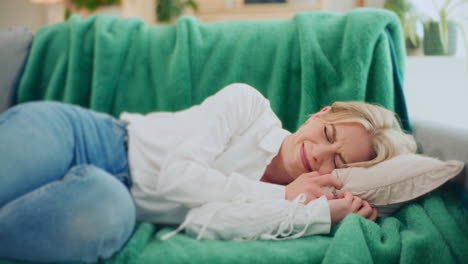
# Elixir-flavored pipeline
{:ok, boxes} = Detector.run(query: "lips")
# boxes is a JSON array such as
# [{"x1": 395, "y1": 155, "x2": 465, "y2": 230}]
[{"x1": 301, "y1": 143, "x2": 313, "y2": 172}]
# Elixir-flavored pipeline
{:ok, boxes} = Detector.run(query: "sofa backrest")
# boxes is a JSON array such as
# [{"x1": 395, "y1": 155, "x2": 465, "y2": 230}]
[
  {"x1": 411, "y1": 118, "x2": 468, "y2": 203},
  {"x1": 0, "y1": 27, "x2": 33, "y2": 113}
]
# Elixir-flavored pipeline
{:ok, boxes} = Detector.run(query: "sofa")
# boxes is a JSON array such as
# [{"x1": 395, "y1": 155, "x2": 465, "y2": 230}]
[{"x1": 1, "y1": 9, "x2": 467, "y2": 264}]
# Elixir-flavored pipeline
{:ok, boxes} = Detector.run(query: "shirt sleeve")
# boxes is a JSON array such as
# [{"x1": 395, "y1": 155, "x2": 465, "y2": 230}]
[
  {"x1": 156, "y1": 83, "x2": 287, "y2": 208},
  {"x1": 163, "y1": 195, "x2": 331, "y2": 241}
]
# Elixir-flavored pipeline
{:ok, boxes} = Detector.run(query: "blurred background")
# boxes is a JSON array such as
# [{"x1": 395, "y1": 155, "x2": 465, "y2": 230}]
[
  {"x1": 0, "y1": 0, "x2": 381, "y2": 30},
  {"x1": 0, "y1": 0, "x2": 467, "y2": 127}
]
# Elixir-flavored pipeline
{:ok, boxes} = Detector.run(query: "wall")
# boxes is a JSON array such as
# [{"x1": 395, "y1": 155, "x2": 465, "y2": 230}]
[
  {"x1": 0, "y1": 0, "x2": 46, "y2": 31},
  {"x1": 405, "y1": 57, "x2": 468, "y2": 129},
  {"x1": 0, "y1": 0, "x2": 385, "y2": 31},
  {"x1": 121, "y1": 0, "x2": 155, "y2": 25},
  {"x1": 327, "y1": 0, "x2": 383, "y2": 11}
]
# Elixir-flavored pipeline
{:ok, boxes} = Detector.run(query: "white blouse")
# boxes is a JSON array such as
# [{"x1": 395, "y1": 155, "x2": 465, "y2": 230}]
[{"x1": 120, "y1": 83, "x2": 331, "y2": 240}]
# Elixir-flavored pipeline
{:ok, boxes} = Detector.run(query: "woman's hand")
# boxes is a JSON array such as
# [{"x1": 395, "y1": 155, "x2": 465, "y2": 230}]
[
  {"x1": 285, "y1": 172, "x2": 342, "y2": 204},
  {"x1": 328, "y1": 192, "x2": 378, "y2": 226}
]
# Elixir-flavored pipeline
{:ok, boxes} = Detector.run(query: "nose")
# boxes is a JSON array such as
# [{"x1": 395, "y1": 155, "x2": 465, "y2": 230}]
[{"x1": 311, "y1": 143, "x2": 336, "y2": 165}]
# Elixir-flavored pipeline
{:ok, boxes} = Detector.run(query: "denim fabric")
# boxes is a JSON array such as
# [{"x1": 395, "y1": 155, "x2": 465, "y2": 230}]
[{"x1": 0, "y1": 102, "x2": 135, "y2": 263}]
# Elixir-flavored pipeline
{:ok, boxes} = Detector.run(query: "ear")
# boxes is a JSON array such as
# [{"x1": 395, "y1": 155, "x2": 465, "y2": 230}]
[{"x1": 310, "y1": 106, "x2": 331, "y2": 120}]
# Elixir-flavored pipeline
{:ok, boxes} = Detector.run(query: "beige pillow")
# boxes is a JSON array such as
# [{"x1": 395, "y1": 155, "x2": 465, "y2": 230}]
[{"x1": 324, "y1": 154, "x2": 464, "y2": 216}]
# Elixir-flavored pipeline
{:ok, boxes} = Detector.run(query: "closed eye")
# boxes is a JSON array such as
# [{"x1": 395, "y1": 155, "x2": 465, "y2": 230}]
[
  {"x1": 324, "y1": 126, "x2": 331, "y2": 142},
  {"x1": 324, "y1": 126, "x2": 338, "y2": 168},
  {"x1": 333, "y1": 156, "x2": 339, "y2": 169}
]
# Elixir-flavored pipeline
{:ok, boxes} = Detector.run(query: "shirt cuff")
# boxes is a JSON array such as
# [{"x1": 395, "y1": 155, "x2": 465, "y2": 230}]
[
  {"x1": 305, "y1": 196, "x2": 331, "y2": 234},
  {"x1": 249, "y1": 181, "x2": 286, "y2": 200}
]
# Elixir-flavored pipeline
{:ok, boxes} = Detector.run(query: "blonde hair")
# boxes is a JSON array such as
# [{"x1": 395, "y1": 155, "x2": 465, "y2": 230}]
[{"x1": 317, "y1": 101, "x2": 417, "y2": 168}]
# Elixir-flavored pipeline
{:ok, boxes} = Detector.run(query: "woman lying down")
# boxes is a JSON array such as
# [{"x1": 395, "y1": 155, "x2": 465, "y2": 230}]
[{"x1": 0, "y1": 83, "x2": 417, "y2": 262}]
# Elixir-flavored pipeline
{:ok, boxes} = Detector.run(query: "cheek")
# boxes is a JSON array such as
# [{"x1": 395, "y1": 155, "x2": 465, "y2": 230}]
[
  {"x1": 286, "y1": 144, "x2": 299, "y2": 167},
  {"x1": 297, "y1": 124, "x2": 321, "y2": 141},
  {"x1": 317, "y1": 165, "x2": 334, "y2": 175},
  {"x1": 282, "y1": 142, "x2": 302, "y2": 177}
]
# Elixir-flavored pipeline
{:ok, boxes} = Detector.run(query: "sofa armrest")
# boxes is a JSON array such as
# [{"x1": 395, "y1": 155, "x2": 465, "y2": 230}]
[
  {"x1": 0, "y1": 27, "x2": 33, "y2": 113},
  {"x1": 410, "y1": 118, "x2": 468, "y2": 191}
]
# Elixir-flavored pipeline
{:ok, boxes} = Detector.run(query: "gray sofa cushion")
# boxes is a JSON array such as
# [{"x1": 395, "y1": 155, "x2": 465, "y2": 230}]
[
  {"x1": 411, "y1": 118, "x2": 468, "y2": 207},
  {"x1": 0, "y1": 27, "x2": 33, "y2": 113},
  {"x1": 411, "y1": 118, "x2": 468, "y2": 186}
]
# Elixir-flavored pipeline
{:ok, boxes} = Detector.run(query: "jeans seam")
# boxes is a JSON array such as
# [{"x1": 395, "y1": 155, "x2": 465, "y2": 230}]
[{"x1": 109, "y1": 118, "x2": 131, "y2": 187}]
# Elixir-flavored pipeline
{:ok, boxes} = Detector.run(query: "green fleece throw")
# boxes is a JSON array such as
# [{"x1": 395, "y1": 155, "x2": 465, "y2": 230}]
[
  {"x1": 5, "y1": 8, "x2": 466, "y2": 264},
  {"x1": 16, "y1": 8, "x2": 408, "y2": 131}
]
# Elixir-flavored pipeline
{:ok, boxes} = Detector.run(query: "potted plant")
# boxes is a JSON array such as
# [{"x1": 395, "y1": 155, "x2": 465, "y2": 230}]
[
  {"x1": 384, "y1": 0, "x2": 423, "y2": 55},
  {"x1": 155, "y1": 0, "x2": 198, "y2": 23},
  {"x1": 64, "y1": 0, "x2": 122, "y2": 19},
  {"x1": 423, "y1": 0, "x2": 468, "y2": 56}
]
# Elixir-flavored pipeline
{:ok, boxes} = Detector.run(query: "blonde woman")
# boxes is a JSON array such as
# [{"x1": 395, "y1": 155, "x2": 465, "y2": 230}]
[{"x1": 0, "y1": 83, "x2": 416, "y2": 262}]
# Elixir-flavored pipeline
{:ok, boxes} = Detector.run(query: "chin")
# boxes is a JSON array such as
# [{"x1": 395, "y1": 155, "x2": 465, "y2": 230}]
[{"x1": 287, "y1": 160, "x2": 303, "y2": 179}]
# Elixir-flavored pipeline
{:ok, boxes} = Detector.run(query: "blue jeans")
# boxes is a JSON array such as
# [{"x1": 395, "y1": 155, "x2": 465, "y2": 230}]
[{"x1": 0, "y1": 102, "x2": 135, "y2": 263}]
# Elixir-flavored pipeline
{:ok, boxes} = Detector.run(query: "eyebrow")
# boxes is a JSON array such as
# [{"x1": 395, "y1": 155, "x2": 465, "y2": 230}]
[{"x1": 331, "y1": 124, "x2": 348, "y2": 165}]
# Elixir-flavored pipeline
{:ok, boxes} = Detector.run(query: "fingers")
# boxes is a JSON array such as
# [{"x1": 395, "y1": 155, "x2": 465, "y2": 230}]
[
  {"x1": 354, "y1": 200, "x2": 378, "y2": 222},
  {"x1": 305, "y1": 189, "x2": 335, "y2": 202},
  {"x1": 330, "y1": 192, "x2": 379, "y2": 222},
  {"x1": 313, "y1": 174, "x2": 343, "y2": 190},
  {"x1": 342, "y1": 192, "x2": 353, "y2": 203},
  {"x1": 351, "y1": 195, "x2": 362, "y2": 212},
  {"x1": 317, "y1": 189, "x2": 335, "y2": 200},
  {"x1": 357, "y1": 200, "x2": 373, "y2": 218},
  {"x1": 336, "y1": 192, "x2": 346, "y2": 199},
  {"x1": 368, "y1": 207, "x2": 378, "y2": 221},
  {"x1": 287, "y1": 173, "x2": 341, "y2": 203}
]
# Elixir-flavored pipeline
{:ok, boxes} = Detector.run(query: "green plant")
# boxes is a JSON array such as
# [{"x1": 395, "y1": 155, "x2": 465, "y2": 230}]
[
  {"x1": 70, "y1": 0, "x2": 121, "y2": 11},
  {"x1": 156, "y1": 0, "x2": 198, "y2": 23},
  {"x1": 384, "y1": 0, "x2": 422, "y2": 49},
  {"x1": 427, "y1": 0, "x2": 468, "y2": 54},
  {"x1": 65, "y1": 0, "x2": 121, "y2": 19}
]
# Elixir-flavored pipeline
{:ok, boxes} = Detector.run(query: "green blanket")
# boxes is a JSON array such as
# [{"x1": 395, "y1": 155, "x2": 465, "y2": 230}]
[
  {"x1": 2, "y1": 186, "x2": 466, "y2": 264},
  {"x1": 6, "y1": 8, "x2": 466, "y2": 264},
  {"x1": 16, "y1": 8, "x2": 408, "y2": 132},
  {"x1": 110, "y1": 185, "x2": 468, "y2": 264}
]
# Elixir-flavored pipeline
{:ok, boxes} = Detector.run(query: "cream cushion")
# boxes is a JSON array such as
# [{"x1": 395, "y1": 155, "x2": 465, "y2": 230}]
[{"x1": 325, "y1": 154, "x2": 465, "y2": 216}]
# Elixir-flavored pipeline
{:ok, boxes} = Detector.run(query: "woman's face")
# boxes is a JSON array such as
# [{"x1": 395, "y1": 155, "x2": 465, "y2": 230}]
[{"x1": 280, "y1": 111, "x2": 374, "y2": 179}]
